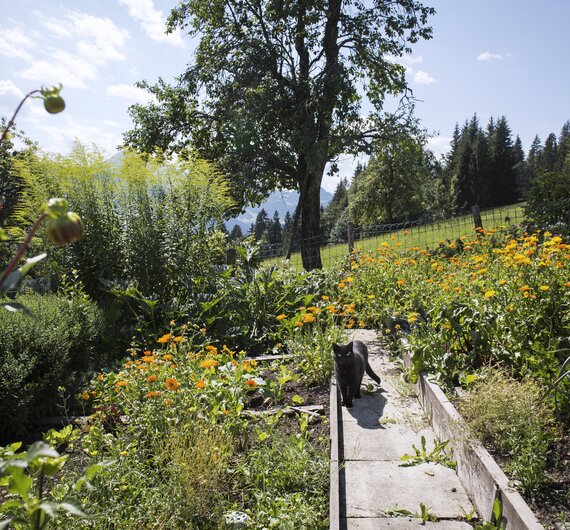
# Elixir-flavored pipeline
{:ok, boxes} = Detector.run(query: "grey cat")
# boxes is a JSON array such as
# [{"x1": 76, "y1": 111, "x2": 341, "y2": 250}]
[{"x1": 332, "y1": 340, "x2": 381, "y2": 408}]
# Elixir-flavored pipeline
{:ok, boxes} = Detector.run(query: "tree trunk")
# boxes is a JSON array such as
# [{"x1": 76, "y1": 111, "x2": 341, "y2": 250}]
[{"x1": 299, "y1": 171, "x2": 323, "y2": 270}]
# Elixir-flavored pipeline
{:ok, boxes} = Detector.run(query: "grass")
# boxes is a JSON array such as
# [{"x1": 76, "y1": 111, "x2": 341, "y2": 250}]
[{"x1": 264, "y1": 203, "x2": 525, "y2": 270}]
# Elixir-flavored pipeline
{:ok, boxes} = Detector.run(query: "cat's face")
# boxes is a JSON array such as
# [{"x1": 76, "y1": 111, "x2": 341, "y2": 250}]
[{"x1": 332, "y1": 342, "x2": 354, "y2": 366}]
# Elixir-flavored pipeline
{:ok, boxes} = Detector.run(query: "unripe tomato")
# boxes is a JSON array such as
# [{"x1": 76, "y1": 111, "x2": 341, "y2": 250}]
[
  {"x1": 44, "y1": 95, "x2": 65, "y2": 114},
  {"x1": 47, "y1": 212, "x2": 83, "y2": 246}
]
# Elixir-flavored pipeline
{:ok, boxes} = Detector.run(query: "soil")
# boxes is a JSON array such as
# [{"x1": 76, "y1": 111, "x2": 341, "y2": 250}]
[
  {"x1": 244, "y1": 363, "x2": 331, "y2": 441},
  {"x1": 491, "y1": 436, "x2": 570, "y2": 529}
]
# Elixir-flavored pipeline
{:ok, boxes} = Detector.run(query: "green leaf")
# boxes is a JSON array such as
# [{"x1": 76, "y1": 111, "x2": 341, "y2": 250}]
[
  {"x1": 0, "y1": 519, "x2": 12, "y2": 530},
  {"x1": 0, "y1": 499, "x2": 23, "y2": 512},
  {"x1": 39, "y1": 501, "x2": 57, "y2": 519},
  {"x1": 42, "y1": 455, "x2": 69, "y2": 476},
  {"x1": 0, "y1": 302, "x2": 32, "y2": 316},
  {"x1": 26, "y1": 442, "x2": 59, "y2": 462},
  {"x1": 74, "y1": 460, "x2": 114, "y2": 491},
  {"x1": 58, "y1": 498, "x2": 86, "y2": 517},
  {"x1": 18, "y1": 253, "x2": 47, "y2": 276},
  {"x1": 7, "y1": 467, "x2": 32, "y2": 499}
]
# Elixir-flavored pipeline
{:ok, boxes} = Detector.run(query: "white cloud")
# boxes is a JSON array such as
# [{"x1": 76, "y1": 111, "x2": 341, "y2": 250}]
[
  {"x1": 38, "y1": 11, "x2": 129, "y2": 66},
  {"x1": 0, "y1": 79, "x2": 24, "y2": 98},
  {"x1": 477, "y1": 51, "x2": 506, "y2": 61},
  {"x1": 103, "y1": 119, "x2": 122, "y2": 128},
  {"x1": 119, "y1": 0, "x2": 184, "y2": 47},
  {"x1": 427, "y1": 136, "x2": 452, "y2": 158},
  {"x1": 107, "y1": 83, "x2": 155, "y2": 103},
  {"x1": 35, "y1": 113, "x2": 122, "y2": 155},
  {"x1": 414, "y1": 70, "x2": 435, "y2": 85},
  {"x1": 0, "y1": 26, "x2": 36, "y2": 61},
  {"x1": 19, "y1": 49, "x2": 98, "y2": 89}
]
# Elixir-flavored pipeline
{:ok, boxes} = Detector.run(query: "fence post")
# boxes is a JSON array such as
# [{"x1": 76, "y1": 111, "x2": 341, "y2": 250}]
[
  {"x1": 471, "y1": 205, "x2": 483, "y2": 230},
  {"x1": 347, "y1": 221, "x2": 354, "y2": 254}
]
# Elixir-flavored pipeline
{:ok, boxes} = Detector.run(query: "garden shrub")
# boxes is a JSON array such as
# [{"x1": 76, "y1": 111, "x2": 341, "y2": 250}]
[
  {"x1": 458, "y1": 368, "x2": 557, "y2": 494},
  {"x1": 0, "y1": 292, "x2": 104, "y2": 441}
]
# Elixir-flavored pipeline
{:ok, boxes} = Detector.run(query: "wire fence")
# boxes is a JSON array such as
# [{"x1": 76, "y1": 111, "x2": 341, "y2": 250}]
[{"x1": 259, "y1": 203, "x2": 527, "y2": 269}]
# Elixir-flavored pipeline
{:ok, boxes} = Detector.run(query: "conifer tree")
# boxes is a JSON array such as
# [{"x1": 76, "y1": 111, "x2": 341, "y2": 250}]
[
  {"x1": 266, "y1": 210, "x2": 283, "y2": 247},
  {"x1": 488, "y1": 116, "x2": 517, "y2": 206}
]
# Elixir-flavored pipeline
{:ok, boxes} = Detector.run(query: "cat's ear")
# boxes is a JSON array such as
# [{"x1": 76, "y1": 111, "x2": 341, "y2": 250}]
[
  {"x1": 332, "y1": 343, "x2": 340, "y2": 354},
  {"x1": 347, "y1": 341, "x2": 354, "y2": 351}
]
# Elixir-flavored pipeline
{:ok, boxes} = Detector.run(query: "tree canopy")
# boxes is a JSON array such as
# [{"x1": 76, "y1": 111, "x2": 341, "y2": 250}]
[{"x1": 123, "y1": 0, "x2": 434, "y2": 269}]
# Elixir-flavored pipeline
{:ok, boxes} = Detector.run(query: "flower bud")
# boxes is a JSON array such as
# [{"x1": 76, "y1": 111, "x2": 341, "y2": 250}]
[{"x1": 47, "y1": 212, "x2": 83, "y2": 246}]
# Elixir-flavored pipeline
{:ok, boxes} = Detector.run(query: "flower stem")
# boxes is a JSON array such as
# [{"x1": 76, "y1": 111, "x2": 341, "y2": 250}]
[{"x1": 0, "y1": 212, "x2": 47, "y2": 290}]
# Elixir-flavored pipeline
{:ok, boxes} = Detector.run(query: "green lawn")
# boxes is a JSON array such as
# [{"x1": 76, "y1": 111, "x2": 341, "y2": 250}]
[{"x1": 264, "y1": 203, "x2": 525, "y2": 270}]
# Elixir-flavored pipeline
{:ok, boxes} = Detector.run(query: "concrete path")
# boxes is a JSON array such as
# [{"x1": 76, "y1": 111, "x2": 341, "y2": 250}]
[{"x1": 336, "y1": 330, "x2": 475, "y2": 530}]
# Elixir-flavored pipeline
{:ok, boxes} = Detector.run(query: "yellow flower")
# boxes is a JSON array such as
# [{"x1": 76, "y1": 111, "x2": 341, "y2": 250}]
[
  {"x1": 163, "y1": 354, "x2": 173, "y2": 362},
  {"x1": 302, "y1": 313, "x2": 316, "y2": 323},
  {"x1": 173, "y1": 336, "x2": 185, "y2": 343},
  {"x1": 200, "y1": 359, "x2": 219, "y2": 369},
  {"x1": 81, "y1": 391, "x2": 90, "y2": 401},
  {"x1": 115, "y1": 380, "x2": 128, "y2": 388},
  {"x1": 519, "y1": 285, "x2": 531, "y2": 292},
  {"x1": 276, "y1": 314, "x2": 287, "y2": 320},
  {"x1": 97, "y1": 373, "x2": 104, "y2": 381},
  {"x1": 200, "y1": 327, "x2": 207, "y2": 335},
  {"x1": 484, "y1": 290, "x2": 496, "y2": 299},
  {"x1": 539, "y1": 285, "x2": 550, "y2": 291},
  {"x1": 498, "y1": 279, "x2": 507, "y2": 285},
  {"x1": 396, "y1": 279, "x2": 405, "y2": 286},
  {"x1": 157, "y1": 333, "x2": 172, "y2": 344},
  {"x1": 147, "y1": 375, "x2": 157, "y2": 382},
  {"x1": 205, "y1": 345, "x2": 218, "y2": 355},
  {"x1": 338, "y1": 282, "x2": 346, "y2": 289},
  {"x1": 165, "y1": 378, "x2": 180, "y2": 391},
  {"x1": 358, "y1": 320, "x2": 366, "y2": 328},
  {"x1": 295, "y1": 321, "x2": 304, "y2": 327},
  {"x1": 307, "y1": 306, "x2": 321, "y2": 314},
  {"x1": 195, "y1": 380, "x2": 206, "y2": 389},
  {"x1": 442, "y1": 323, "x2": 452, "y2": 330},
  {"x1": 321, "y1": 295, "x2": 330, "y2": 301}
]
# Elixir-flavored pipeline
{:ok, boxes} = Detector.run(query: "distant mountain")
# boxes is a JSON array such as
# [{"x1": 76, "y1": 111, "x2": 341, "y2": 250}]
[{"x1": 226, "y1": 188, "x2": 333, "y2": 233}]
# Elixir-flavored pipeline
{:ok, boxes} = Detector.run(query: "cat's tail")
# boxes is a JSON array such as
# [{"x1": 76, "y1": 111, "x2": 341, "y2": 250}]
[{"x1": 365, "y1": 363, "x2": 381, "y2": 385}]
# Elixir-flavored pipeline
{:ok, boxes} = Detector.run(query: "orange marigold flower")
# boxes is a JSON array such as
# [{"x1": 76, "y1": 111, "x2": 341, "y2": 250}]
[
  {"x1": 276, "y1": 314, "x2": 287, "y2": 320},
  {"x1": 396, "y1": 279, "x2": 405, "y2": 286},
  {"x1": 200, "y1": 359, "x2": 219, "y2": 369},
  {"x1": 81, "y1": 391, "x2": 90, "y2": 400},
  {"x1": 165, "y1": 378, "x2": 180, "y2": 391},
  {"x1": 163, "y1": 354, "x2": 173, "y2": 362},
  {"x1": 157, "y1": 333, "x2": 172, "y2": 344},
  {"x1": 205, "y1": 345, "x2": 218, "y2": 355},
  {"x1": 195, "y1": 379, "x2": 206, "y2": 389},
  {"x1": 565, "y1": 282, "x2": 570, "y2": 288},
  {"x1": 97, "y1": 373, "x2": 104, "y2": 381},
  {"x1": 147, "y1": 375, "x2": 157, "y2": 382},
  {"x1": 307, "y1": 306, "x2": 321, "y2": 314},
  {"x1": 164, "y1": 399, "x2": 172, "y2": 406},
  {"x1": 302, "y1": 313, "x2": 316, "y2": 323},
  {"x1": 115, "y1": 380, "x2": 128, "y2": 388},
  {"x1": 295, "y1": 321, "x2": 304, "y2": 327},
  {"x1": 145, "y1": 390, "x2": 163, "y2": 398},
  {"x1": 173, "y1": 336, "x2": 185, "y2": 343},
  {"x1": 245, "y1": 379, "x2": 258, "y2": 388},
  {"x1": 321, "y1": 295, "x2": 330, "y2": 301}
]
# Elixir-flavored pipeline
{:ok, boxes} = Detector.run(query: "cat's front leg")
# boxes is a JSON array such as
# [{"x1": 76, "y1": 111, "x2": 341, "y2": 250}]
[
  {"x1": 338, "y1": 383, "x2": 350, "y2": 407},
  {"x1": 344, "y1": 386, "x2": 355, "y2": 408}
]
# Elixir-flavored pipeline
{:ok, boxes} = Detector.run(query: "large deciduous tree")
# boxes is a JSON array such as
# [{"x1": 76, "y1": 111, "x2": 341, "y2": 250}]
[{"x1": 123, "y1": 0, "x2": 434, "y2": 269}]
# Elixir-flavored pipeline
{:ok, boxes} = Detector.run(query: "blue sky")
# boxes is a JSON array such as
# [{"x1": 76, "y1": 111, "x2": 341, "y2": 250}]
[{"x1": 1, "y1": 0, "x2": 569, "y2": 192}]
